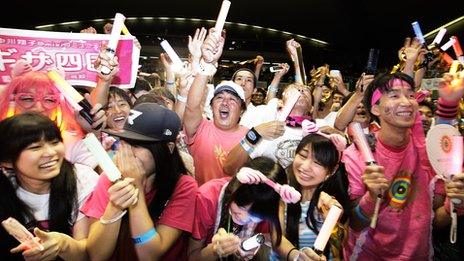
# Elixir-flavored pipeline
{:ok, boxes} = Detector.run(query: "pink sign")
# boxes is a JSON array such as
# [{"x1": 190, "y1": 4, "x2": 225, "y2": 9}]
[{"x1": 0, "y1": 28, "x2": 140, "y2": 88}]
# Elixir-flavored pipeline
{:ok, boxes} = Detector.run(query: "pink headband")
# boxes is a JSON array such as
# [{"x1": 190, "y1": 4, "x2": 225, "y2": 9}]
[
  {"x1": 301, "y1": 120, "x2": 347, "y2": 152},
  {"x1": 236, "y1": 167, "x2": 301, "y2": 204},
  {"x1": 370, "y1": 89, "x2": 382, "y2": 107}
]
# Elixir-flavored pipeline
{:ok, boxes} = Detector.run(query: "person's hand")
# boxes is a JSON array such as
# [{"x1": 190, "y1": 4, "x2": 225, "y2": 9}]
[
  {"x1": 188, "y1": 27, "x2": 208, "y2": 61},
  {"x1": 275, "y1": 63, "x2": 290, "y2": 77},
  {"x1": 75, "y1": 94, "x2": 106, "y2": 132},
  {"x1": 402, "y1": 37, "x2": 424, "y2": 63},
  {"x1": 160, "y1": 52, "x2": 173, "y2": 72},
  {"x1": 332, "y1": 74, "x2": 348, "y2": 94},
  {"x1": 178, "y1": 70, "x2": 195, "y2": 95},
  {"x1": 94, "y1": 45, "x2": 119, "y2": 82},
  {"x1": 445, "y1": 173, "x2": 464, "y2": 208},
  {"x1": 108, "y1": 177, "x2": 139, "y2": 209},
  {"x1": 236, "y1": 239, "x2": 260, "y2": 261},
  {"x1": 362, "y1": 165, "x2": 389, "y2": 201},
  {"x1": 11, "y1": 228, "x2": 65, "y2": 261},
  {"x1": 113, "y1": 141, "x2": 145, "y2": 184},
  {"x1": 254, "y1": 120, "x2": 286, "y2": 140},
  {"x1": 438, "y1": 72, "x2": 464, "y2": 103},
  {"x1": 11, "y1": 59, "x2": 32, "y2": 78},
  {"x1": 80, "y1": 26, "x2": 97, "y2": 34},
  {"x1": 355, "y1": 73, "x2": 375, "y2": 93},
  {"x1": 317, "y1": 191, "x2": 343, "y2": 219},
  {"x1": 286, "y1": 39, "x2": 301, "y2": 61},
  {"x1": 255, "y1": 55, "x2": 264, "y2": 66},
  {"x1": 201, "y1": 28, "x2": 225, "y2": 64},
  {"x1": 211, "y1": 228, "x2": 240, "y2": 258},
  {"x1": 103, "y1": 23, "x2": 113, "y2": 34},
  {"x1": 296, "y1": 247, "x2": 327, "y2": 261}
]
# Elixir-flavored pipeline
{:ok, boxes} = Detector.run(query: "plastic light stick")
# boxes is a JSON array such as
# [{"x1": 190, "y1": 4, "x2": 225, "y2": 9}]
[
  {"x1": 432, "y1": 28, "x2": 447, "y2": 45},
  {"x1": 451, "y1": 36, "x2": 463, "y2": 57},
  {"x1": 160, "y1": 40, "x2": 184, "y2": 72},
  {"x1": 412, "y1": 21, "x2": 425, "y2": 44},
  {"x1": 83, "y1": 133, "x2": 122, "y2": 182},
  {"x1": 296, "y1": 46, "x2": 307, "y2": 85},
  {"x1": 277, "y1": 88, "x2": 301, "y2": 121},
  {"x1": 47, "y1": 70, "x2": 95, "y2": 127},
  {"x1": 121, "y1": 25, "x2": 131, "y2": 36},
  {"x1": 101, "y1": 13, "x2": 126, "y2": 75},
  {"x1": 441, "y1": 38, "x2": 456, "y2": 51},
  {"x1": 348, "y1": 122, "x2": 381, "y2": 229},
  {"x1": 214, "y1": 0, "x2": 231, "y2": 37},
  {"x1": 241, "y1": 233, "x2": 265, "y2": 251},
  {"x1": 313, "y1": 205, "x2": 342, "y2": 254},
  {"x1": 442, "y1": 53, "x2": 454, "y2": 65},
  {"x1": 2, "y1": 217, "x2": 44, "y2": 251}
]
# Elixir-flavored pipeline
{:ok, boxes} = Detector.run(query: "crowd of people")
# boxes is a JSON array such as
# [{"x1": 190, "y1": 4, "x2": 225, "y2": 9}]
[{"x1": 0, "y1": 20, "x2": 464, "y2": 261}]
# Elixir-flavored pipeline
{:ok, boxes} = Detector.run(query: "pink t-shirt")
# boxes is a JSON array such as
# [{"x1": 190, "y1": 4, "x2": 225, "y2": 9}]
[
  {"x1": 342, "y1": 127, "x2": 440, "y2": 260},
  {"x1": 192, "y1": 177, "x2": 269, "y2": 244},
  {"x1": 186, "y1": 119, "x2": 248, "y2": 185},
  {"x1": 81, "y1": 173, "x2": 198, "y2": 260}
]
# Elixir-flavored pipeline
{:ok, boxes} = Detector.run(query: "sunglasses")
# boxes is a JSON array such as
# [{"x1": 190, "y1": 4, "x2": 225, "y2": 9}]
[{"x1": 14, "y1": 92, "x2": 61, "y2": 110}]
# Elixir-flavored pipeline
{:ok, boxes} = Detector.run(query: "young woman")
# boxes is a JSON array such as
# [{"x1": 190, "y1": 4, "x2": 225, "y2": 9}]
[
  {"x1": 188, "y1": 156, "x2": 286, "y2": 261},
  {"x1": 0, "y1": 113, "x2": 99, "y2": 260},
  {"x1": 83, "y1": 103, "x2": 198, "y2": 260},
  {"x1": 273, "y1": 132, "x2": 350, "y2": 261}
]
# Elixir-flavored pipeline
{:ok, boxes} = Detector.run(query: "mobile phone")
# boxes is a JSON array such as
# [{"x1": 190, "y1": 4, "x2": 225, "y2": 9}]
[
  {"x1": 365, "y1": 48, "x2": 379, "y2": 75},
  {"x1": 1, "y1": 217, "x2": 44, "y2": 251},
  {"x1": 270, "y1": 66, "x2": 284, "y2": 73}
]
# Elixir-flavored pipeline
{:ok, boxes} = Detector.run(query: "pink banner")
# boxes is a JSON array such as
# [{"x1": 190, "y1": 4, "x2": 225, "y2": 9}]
[{"x1": 0, "y1": 28, "x2": 140, "y2": 88}]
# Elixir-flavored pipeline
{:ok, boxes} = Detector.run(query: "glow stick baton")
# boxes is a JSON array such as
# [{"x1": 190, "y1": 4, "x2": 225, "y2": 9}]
[
  {"x1": 348, "y1": 122, "x2": 381, "y2": 229},
  {"x1": 432, "y1": 28, "x2": 447, "y2": 45},
  {"x1": 451, "y1": 36, "x2": 463, "y2": 57},
  {"x1": 241, "y1": 233, "x2": 265, "y2": 251},
  {"x1": 277, "y1": 88, "x2": 301, "y2": 121},
  {"x1": 313, "y1": 205, "x2": 342, "y2": 254},
  {"x1": 441, "y1": 38, "x2": 456, "y2": 51},
  {"x1": 83, "y1": 133, "x2": 122, "y2": 182},
  {"x1": 160, "y1": 40, "x2": 184, "y2": 72},
  {"x1": 214, "y1": 0, "x2": 231, "y2": 37},
  {"x1": 101, "y1": 13, "x2": 126, "y2": 75},
  {"x1": 2, "y1": 217, "x2": 44, "y2": 251},
  {"x1": 442, "y1": 53, "x2": 454, "y2": 65},
  {"x1": 449, "y1": 135, "x2": 463, "y2": 243},
  {"x1": 121, "y1": 25, "x2": 131, "y2": 36},
  {"x1": 412, "y1": 21, "x2": 425, "y2": 45},
  {"x1": 47, "y1": 70, "x2": 98, "y2": 128}
]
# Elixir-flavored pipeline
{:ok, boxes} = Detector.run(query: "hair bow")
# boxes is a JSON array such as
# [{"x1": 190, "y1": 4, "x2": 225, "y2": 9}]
[
  {"x1": 301, "y1": 120, "x2": 347, "y2": 152},
  {"x1": 237, "y1": 167, "x2": 301, "y2": 204}
]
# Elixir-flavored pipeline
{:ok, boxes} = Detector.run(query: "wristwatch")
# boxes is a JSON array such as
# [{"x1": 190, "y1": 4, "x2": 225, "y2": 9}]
[{"x1": 246, "y1": 128, "x2": 262, "y2": 145}]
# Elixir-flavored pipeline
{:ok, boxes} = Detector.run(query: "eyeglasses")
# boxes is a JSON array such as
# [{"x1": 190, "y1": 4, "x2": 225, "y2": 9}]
[{"x1": 14, "y1": 92, "x2": 61, "y2": 110}]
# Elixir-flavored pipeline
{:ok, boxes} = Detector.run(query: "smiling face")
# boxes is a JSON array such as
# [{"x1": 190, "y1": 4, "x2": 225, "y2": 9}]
[
  {"x1": 211, "y1": 91, "x2": 243, "y2": 131},
  {"x1": 233, "y1": 70, "x2": 255, "y2": 102},
  {"x1": 353, "y1": 102, "x2": 371, "y2": 127},
  {"x1": 106, "y1": 94, "x2": 132, "y2": 131},
  {"x1": 371, "y1": 79, "x2": 417, "y2": 130},
  {"x1": 292, "y1": 145, "x2": 329, "y2": 188},
  {"x1": 14, "y1": 87, "x2": 59, "y2": 118}
]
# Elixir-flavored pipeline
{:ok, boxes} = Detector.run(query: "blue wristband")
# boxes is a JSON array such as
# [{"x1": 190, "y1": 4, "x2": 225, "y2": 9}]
[
  {"x1": 354, "y1": 205, "x2": 370, "y2": 224},
  {"x1": 133, "y1": 228, "x2": 157, "y2": 245}
]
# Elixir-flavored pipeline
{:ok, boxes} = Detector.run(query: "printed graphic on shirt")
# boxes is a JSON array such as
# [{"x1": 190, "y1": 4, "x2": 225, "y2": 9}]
[
  {"x1": 214, "y1": 145, "x2": 228, "y2": 167},
  {"x1": 387, "y1": 170, "x2": 413, "y2": 210},
  {"x1": 275, "y1": 139, "x2": 300, "y2": 168}
]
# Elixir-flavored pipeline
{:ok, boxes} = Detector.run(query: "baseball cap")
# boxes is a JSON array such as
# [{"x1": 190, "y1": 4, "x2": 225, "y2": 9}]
[
  {"x1": 104, "y1": 103, "x2": 180, "y2": 142},
  {"x1": 213, "y1": 80, "x2": 246, "y2": 103}
]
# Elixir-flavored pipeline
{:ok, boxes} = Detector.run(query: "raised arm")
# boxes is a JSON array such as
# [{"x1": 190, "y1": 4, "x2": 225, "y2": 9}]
[{"x1": 266, "y1": 63, "x2": 290, "y2": 103}]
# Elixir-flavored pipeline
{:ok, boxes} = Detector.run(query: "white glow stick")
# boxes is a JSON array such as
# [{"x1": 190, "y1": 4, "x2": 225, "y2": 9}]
[
  {"x1": 449, "y1": 135, "x2": 463, "y2": 178},
  {"x1": 241, "y1": 233, "x2": 265, "y2": 251},
  {"x1": 277, "y1": 88, "x2": 301, "y2": 121},
  {"x1": 2, "y1": 217, "x2": 44, "y2": 251},
  {"x1": 160, "y1": 40, "x2": 184, "y2": 72},
  {"x1": 101, "y1": 13, "x2": 126, "y2": 75},
  {"x1": 432, "y1": 28, "x2": 447, "y2": 45},
  {"x1": 412, "y1": 21, "x2": 425, "y2": 44},
  {"x1": 313, "y1": 205, "x2": 342, "y2": 254},
  {"x1": 214, "y1": 0, "x2": 231, "y2": 37},
  {"x1": 83, "y1": 133, "x2": 122, "y2": 182},
  {"x1": 441, "y1": 38, "x2": 456, "y2": 51}
]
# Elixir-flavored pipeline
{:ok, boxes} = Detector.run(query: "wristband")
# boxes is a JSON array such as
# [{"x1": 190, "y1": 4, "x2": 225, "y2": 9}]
[
  {"x1": 166, "y1": 80, "x2": 175, "y2": 85},
  {"x1": 354, "y1": 205, "x2": 370, "y2": 224},
  {"x1": 268, "y1": 84, "x2": 279, "y2": 93},
  {"x1": 99, "y1": 210, "x2": 127, "y2": 225},
  {"x1": 240, "y1": 139, "x2": 254, "y2": 155},
  {"x1": 245, "y1": 128, "x2": 262, "y2": 145},
  {"x1": 197, "y1": 61, "x2": 218, "y2": 76},
  {"x1": 176, "y1": 94, "x2": 187, "y2": 103},
  {"x1": 133, "y1": 228, "x2": 157, "y2": 245},
  {"x1": 287, "y1": 247, "x2": 298, "y2": 261}
]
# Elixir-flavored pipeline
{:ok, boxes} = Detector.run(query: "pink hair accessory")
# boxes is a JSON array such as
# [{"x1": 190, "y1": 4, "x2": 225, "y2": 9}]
[
  {"x1": 414, "y1": 90, "x2": 430, "y2": 103},
  {"x1": 370, "y1": 89, "x2": 382, "y2": 107},
  {"x1": 301, "y1": 120, "x2": 347, "y2": 152},
  {"x1": 237, "y1": 167, "x2": 301, "y2": 204}
]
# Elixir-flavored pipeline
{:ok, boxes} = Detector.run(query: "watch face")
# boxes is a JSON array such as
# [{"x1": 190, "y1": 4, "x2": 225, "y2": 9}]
[{"x1": 247, "y1": 130, "x2": 257, "y2": 141}]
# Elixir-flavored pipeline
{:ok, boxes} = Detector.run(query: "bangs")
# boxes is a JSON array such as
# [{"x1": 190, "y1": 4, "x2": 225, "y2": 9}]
[
  {"x1": 11, "y1": 71, "x2": 57, "y2": 94},
  {"x1": 297, "y1": 134, "x2": 339, "y2": 171},
  {"x1": 376, "y1": 73, "x2": 414, "y2": 94},
  {"x1": 233, "y1": 183, "x2": 280, "y2": 220}
]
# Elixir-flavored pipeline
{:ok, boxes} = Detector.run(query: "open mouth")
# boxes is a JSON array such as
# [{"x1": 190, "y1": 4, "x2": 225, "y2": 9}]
[
  {"x1": 39, "y1": 159, "x2": 59, "y2": 169},
  {"x1": 112, "y1": 115, "x2": 126, "y2": 125},
  {"x1": 219, "y1": 109, "x2": 230, "y2": 120},
  {"x1": 396, "y1": 111, "x2": 413, "y2": 118}
]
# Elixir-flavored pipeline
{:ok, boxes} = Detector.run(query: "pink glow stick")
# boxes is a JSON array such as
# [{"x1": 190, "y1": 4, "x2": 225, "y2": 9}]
[
  {"x1": 214, "y1": 0, "x2": 231, "y2": 37},
  {"x1": 277, "y1": 88, "x2": 301, "y2": 121},
  {"x1": 2, "y1": 217, "x2": 44, "y2": 251},
  {"x1": 313, "y1": 205, "x2": 342, "y2": 254}
]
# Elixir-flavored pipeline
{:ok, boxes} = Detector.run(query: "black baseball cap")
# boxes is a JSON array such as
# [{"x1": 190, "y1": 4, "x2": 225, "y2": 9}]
[{"x1": 104, "y1": 103, "x2": 180, "y2": 142}]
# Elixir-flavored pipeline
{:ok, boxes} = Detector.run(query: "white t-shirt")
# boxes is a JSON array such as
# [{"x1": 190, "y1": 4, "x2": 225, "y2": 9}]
[
  {"x1": 16, "y1": 163, "x2": 99, "y2": 223},
  {"x1": 66, "y1": 139, "x2": 98, "y2": 169},
  {"x1": 240, "y1": 98, "x2": 280, "y2": 129}
]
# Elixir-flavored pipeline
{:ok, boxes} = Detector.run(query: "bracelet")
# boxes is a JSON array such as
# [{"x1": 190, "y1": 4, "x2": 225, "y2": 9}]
[
  {"x1": 268, "y1": 84, "x2": 279, "y2": 93},
  {"x1": 176, "y1": 94, "x2": 187, "y2": 103},
  {"x1": 99, "y1": 210, "x2": 127, "y2": 225},
  {"x1": 354, "y1": 205, "x2": 370, "y2": 224},
  {"x1": 245, "y1": 128, "x2": 262, "y2": 145},
  {"x1": 240, "y1": 139, "x2": 254, "y2": 155},
  {"x1": 133, "y1": 228, "x2": 157, "y2": 246},
  {"x1": 287, "y1": 247, "x2": 298, "y2": 261},
  {"x1": 166, "y1": 80, "x2": 175, "y2": 85}
]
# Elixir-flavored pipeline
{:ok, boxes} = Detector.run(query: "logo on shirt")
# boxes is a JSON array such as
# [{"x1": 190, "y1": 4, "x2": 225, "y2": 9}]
[{"x1": 388, "y1": 171, "x2": 412, "y2": 209}]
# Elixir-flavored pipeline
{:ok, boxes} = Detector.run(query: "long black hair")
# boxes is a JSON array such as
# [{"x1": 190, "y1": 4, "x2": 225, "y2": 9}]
[
  {"x1": 217, "y1": 157, "x2": 286, "y2": 248},
  {"x1": 0, "y1": 113, "x2": 78, "y2": 253},
  {"x1": 285, "y1": 134, "x2": 349, "y2": 256}
]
